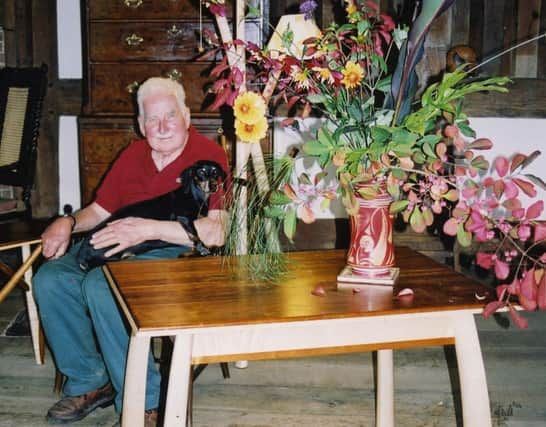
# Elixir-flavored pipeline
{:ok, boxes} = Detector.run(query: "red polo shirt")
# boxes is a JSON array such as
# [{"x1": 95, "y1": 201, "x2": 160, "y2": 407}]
[{"x1": 95, "y1": 126, "x2": 229, "y2": 214}]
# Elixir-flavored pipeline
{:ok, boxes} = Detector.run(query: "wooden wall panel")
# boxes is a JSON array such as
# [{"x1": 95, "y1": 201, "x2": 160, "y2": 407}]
[{"x1": 515, "y1": 0, "x2": 541, "y2": 77}]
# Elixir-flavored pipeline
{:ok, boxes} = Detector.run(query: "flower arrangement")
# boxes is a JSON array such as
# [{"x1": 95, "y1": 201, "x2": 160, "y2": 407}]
[{"x1": 201, "y1": 0, "x2": 546, "y2": 326}]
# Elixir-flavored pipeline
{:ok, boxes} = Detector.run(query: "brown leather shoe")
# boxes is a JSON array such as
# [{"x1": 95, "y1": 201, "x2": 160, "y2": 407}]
[{"x1": 46, "y1": 381, "x2": 115, "y2": 424}]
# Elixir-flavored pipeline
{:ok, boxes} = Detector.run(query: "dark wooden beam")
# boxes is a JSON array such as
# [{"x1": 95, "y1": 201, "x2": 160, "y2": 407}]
[{"x1": 464, "y1": 78, "x2": 546, "y2": 117}]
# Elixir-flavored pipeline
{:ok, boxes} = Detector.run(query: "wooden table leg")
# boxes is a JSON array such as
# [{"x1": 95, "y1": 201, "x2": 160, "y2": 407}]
[
  {"x1": 453, "y1": 312, "x2": 492, "y2": 427},
  {"x1": 122, "y1": 334, "x2": 150, "y2": 427},
  {"x1": 376, "y1": 349, "x2": 394, "y2": 427},
  {"x1": 164, "y1": 334, "x2": 193, "y2": 427}
]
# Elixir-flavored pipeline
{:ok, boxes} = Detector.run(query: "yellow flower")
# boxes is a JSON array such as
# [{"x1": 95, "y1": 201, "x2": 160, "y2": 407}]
[
  {"x1": 235, "y1": 116, "x2": 268, "y2": 143},
  {"x1": 233, "y1": 91, "x2": 266, "y2": 124},
  {"x1": 290, "y1": 66, "x2": 312, "y2": 90},
  {"x1": 341, "y1": 61, "x2": 364, "y2": 89},
  {"x1": 313, "y1": 66, "x2": 334, "y2": 84},
  {"x1": 346, "y1": 2, "x2": 357, "y2": 15}
]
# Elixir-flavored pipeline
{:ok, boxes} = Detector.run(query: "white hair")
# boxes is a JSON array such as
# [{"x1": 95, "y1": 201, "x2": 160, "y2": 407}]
[{"x1": 136, "y1": 77, "x2": 188, "y2": 116}]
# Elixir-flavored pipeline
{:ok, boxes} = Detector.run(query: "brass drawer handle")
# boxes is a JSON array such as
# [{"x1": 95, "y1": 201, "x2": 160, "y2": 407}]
[
  {"x1": 125, "y1": 33, "x2": 144, "y2": 46},
  {"x1": 166, "y1": 69, "x2": 181, "y2": 81},
  {"x1": 167, "y1": 25, "x2": 183, "y2": 38},
  {"x1": 126, "y1": 81, "x2": 139, "y2": 94},
  {"x1": 124, "y1": 0, "x2": 143, "y2": 8}
]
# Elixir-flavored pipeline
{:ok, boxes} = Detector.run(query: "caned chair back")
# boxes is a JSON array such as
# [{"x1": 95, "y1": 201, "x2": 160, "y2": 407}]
[{"x1": 0, "y1": 64, "x2": 48, "y2": 219}]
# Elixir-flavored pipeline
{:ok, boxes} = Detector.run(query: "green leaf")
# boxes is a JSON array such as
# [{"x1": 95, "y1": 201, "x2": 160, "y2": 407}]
[
  {"x1": 303, "y1": 140, "x2": 331, "y2": 156},
  {"x1": 283, "y1": 207, "x2": 297, "y2": 242},
  {"x1": 390, "y1": 200, "x2": 409, "y2": 214},
  {"x1": 263, "y1": 206, "x2": 285, "y2": 218},
  {"x1": 376, "y1": 76, "x2": 392, "y2": 93},
  {"x1": 457, "y1": 121, "x2": 476, "y2": 138},
  {"x1": 391, "y1": 128, "x2": 418, "y2": 145},
  {"x1": 410, "y1": 208, "x2": 426, "y2": 233},
  {"x1": 457, "y1": 222, "x2": 472, "y2": 247},
  {"x1": 422, "y1": 141, "x2": 437, "y2": 159},
  {"x1": 371, "y1": 126, "x2": 392, "y2": 144},
  {"x1": 306, "y1": 93, "x2": 329, "y2": 105},
  {"x1": 269, "y1": 190, "x2": 292, "y2": 205}
]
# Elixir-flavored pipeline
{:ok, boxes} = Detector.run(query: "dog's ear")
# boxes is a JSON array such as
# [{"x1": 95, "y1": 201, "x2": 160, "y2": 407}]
[{"x1": 179, "y1": 165, "x2": 195, "y2": 194}]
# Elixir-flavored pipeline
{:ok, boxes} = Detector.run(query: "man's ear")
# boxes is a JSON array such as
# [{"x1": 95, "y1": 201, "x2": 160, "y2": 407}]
[
  {"x1": 137, "y1": 116, "x2": 146, "y2": 136},
  {"x1": 182, "y1": 106, "x2": 191, "y2": 128}
]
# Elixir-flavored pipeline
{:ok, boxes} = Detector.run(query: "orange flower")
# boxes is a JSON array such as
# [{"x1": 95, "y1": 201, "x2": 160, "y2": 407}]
[{"x1": 341, "y1": 61, "x2": 364, "y2": 89}]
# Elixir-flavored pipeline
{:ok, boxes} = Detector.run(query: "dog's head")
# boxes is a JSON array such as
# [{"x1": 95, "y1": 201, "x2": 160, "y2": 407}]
[{"x1": 178, "y1": 160, "x2": 226, "y2": 203}]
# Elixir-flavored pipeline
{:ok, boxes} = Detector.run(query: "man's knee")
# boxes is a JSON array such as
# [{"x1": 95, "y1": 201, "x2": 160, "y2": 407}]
[
  {"x1": 81, "y1": 268, "x2": 112, "y2": 305},
  {"x1": 33, "y1": 261, "x2": 65, "y2": 303}
]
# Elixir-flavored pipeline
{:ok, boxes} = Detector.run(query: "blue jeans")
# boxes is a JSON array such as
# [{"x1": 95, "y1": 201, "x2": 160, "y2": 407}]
[{"x1": 33, "y1": 240, "x2": 191, "y2": 412}]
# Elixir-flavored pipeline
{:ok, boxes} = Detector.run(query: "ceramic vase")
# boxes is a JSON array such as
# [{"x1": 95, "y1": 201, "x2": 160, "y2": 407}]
[{"x1": 346, "y1": 182, "x2": 395, "y2": 276}]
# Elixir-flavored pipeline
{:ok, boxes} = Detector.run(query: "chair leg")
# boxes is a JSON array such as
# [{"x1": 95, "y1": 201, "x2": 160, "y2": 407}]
[
  {"x1": 54, "y1": 370, "x2": 65, "y2": 394},
  {"x1": 220, "y1": 362, "x2": 230, "y2": 379}
]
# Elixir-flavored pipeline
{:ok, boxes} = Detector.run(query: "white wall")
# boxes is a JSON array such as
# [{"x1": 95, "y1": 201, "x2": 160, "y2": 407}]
[
  {"x1": 274, "y1": 117, "x2": 546, "y2": 219},
  {"x1": 56, "y1": 0, "x2": 82, "y2": 213},
  {"x1": 469, "y1": 117, "x2": 546, "y2": 219}
]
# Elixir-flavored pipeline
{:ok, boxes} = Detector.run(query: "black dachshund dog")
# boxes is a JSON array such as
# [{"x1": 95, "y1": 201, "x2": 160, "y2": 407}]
[{"x1": 76, "y1": 160, "x2": 226, "y2": 271}]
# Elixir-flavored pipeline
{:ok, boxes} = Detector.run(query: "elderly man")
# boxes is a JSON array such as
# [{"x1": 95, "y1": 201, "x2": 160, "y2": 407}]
[{"x1": 33, "y1": 77, "x2": 229, "y2": 426}]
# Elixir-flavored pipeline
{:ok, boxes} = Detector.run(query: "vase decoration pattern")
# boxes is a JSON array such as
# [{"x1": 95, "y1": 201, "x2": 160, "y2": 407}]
[{"x1": 346, "y1": 183, "x2": 395, "y2": 276}]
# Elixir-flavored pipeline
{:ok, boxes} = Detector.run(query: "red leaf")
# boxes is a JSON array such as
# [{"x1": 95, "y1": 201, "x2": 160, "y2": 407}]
[
  {"x1": 494, "y1": 260, "x2": 510, "y2": 280},
  {"x1": 494, "y1": 156, "x2": 510, "y2": 177},
  {"x1": 467, "y1": 138, "x2": 493, "y2": 150},
  {"x1": 483, "y1": 300, "x2": 506, "y2": 318},
  {"x1": 510, "y1": 153, "x2": 528, "y2": 173},
  {"x1": 537, "y1": 272, "x2": 546, "y2": 310},
  {"x1": 526, "y1": 200, "x2": 544, "y2": 220},
  {"x1": 534, "y1": 222, "x2": 546, "y2": 243},
  {"x1": 311, "y1": 285, "x2": 326, "y2": 297},
  {"x1": 519, "y1": 268, "x2": 537, "y2": 301},
  {"x1": 512, "y1": 178, "x2": 537, "y2": 197},
  {"x1": 476, "y1": 252, "x2": 493, "y2": 269},
  {"x1": 509, "y1": 305, "x2": 529, "y2": 329},
  {"x1": 493, "y1": 179, "x2": 504, "y2": 199}
]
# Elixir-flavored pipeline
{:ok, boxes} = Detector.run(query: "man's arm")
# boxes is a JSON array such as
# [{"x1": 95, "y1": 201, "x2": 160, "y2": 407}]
[
  {"x1": 41, "y1": 202, "x2": 110, "y2": 259},
  {"x1": 89, "y1": 209, "x2": 228, "y2": 258}
]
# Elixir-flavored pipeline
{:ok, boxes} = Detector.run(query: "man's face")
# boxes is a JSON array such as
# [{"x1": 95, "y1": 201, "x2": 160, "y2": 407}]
[{"x1": 138, "y1": 93, "x2": 190, "y2": 157}]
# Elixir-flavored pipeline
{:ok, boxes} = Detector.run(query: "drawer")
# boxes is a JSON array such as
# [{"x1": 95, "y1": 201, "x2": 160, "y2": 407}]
[
  {"x1": 85, "y1": 62, "x2": 216, "y2": 115},
  {"x1": 79, "y1": 120, "x2": 137, "y2": 163},
  {"x1": 89, "y1": 21, "x2": 220, "y2": 62},
  {"x1": 87, "y1": 0, "x2": 232, "y2": 20}
]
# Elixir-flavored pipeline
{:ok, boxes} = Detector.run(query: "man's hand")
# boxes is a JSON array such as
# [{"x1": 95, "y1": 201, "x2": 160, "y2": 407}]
[
  {"x1": 41, "y1": 217, "x2": 75, "y2": 259},
  {"x1": 90, "y1": 217, "x2": 159, "y2": 258},
  {"x1": 41, "y1": 202, "x2": 111, "y2": 260},
  {"x1": 194, "y1": 210, "x2": 228, "y2": 247}
]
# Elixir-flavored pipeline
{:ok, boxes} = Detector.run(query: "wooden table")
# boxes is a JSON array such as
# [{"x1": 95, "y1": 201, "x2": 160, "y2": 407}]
[{"x1": 104, "y1": 247, "x2": 494, "y2": 427}]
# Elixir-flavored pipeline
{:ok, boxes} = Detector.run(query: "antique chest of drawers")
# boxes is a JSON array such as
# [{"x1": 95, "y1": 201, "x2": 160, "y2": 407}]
[{"x1": 79, "y1": 0, "x2": 234, "y2": 205}]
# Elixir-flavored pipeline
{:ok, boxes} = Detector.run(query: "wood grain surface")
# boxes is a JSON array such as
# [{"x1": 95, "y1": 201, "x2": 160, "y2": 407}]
[{"x1": 106, "y1": 247, "x2": 494, "y2": 332}]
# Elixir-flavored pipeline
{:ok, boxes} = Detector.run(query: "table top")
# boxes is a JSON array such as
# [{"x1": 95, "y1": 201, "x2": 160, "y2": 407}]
[
  {"x1": 105, "y1": 247, "x2": 494, "y2": 333},
  {"x1": 0, "y1": 218, "x2": 50, "y2": 250}
]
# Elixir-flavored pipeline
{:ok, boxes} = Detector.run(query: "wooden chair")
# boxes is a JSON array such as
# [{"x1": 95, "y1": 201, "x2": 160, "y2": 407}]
[
  {"x1": 0, "y1": 64, "x2": 48, "y2": 220},
  {"x1": 0, "y1": 219, "x2": 48, "y2": 364}
]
